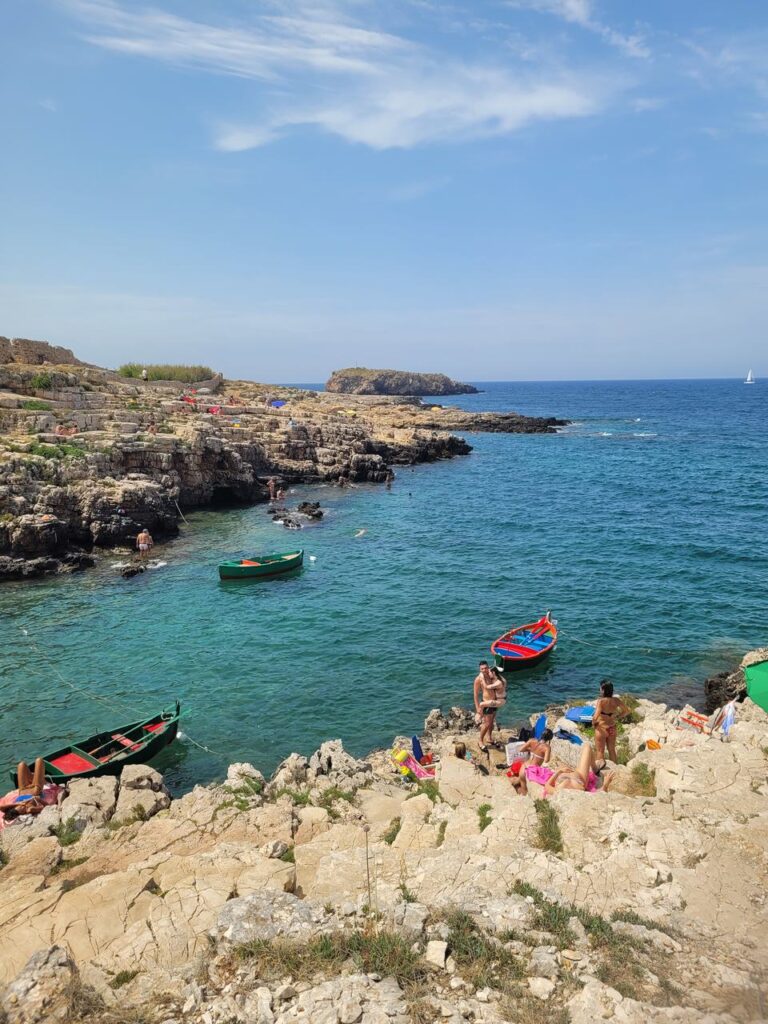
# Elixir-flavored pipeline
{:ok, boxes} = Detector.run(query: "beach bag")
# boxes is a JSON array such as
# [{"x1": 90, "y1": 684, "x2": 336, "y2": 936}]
[{"x1": 518, "y1": 726, "x2": 533, "y2": 742}]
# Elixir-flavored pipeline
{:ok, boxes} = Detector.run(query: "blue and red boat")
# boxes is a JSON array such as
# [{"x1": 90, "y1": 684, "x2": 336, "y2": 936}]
[{"x1": 491, "y1": 612, "x2": 557, "y2": 672}]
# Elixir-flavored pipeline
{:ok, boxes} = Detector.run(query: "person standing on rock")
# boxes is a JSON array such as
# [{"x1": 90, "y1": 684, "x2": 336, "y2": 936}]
[
  {"x1": 593, "y1": 680, "x2": 629, "y2": 763},
  {"x1": 141, "y1": 368, "x2": 148, "y2": 382},
  {"x1": 136, "y1": 527, "x2": 154, "y2": 560},
  {"x1": 474, "y1": 661, "x2": 503, "y2": 753},
  {"x1": 267, "y1": 477, "x2": 277, "y2": 502}
]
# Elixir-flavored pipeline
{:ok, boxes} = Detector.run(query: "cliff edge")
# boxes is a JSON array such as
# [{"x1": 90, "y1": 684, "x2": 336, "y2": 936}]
[{"x1": 326, "y1": 367, "x2": 479, "y2": 396}]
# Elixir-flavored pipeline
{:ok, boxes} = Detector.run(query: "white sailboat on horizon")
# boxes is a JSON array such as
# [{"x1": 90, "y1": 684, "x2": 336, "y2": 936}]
[{"x1": 744, "y1": 368, "x2": 756, "y2": 384}]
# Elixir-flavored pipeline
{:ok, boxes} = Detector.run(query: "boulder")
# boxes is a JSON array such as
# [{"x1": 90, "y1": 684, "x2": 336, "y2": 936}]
[
  {"x1": 63, "y1": 775, "x2": 118, "y2": 829},
  {"x1": 210, "y1": 891, "x2": 330, "y2": 947},
  {"x1": 0, "y1": 946, "x2": 78, "y2": 1024},
  {"x1": 113, "y1": 764, "x2": 170, "y2": 822}
]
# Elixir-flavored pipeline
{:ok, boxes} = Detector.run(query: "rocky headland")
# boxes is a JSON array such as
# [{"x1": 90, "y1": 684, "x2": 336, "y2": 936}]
[
  {"x1": 1, "y1": 651, "x2": 767, "y2": 1024},
  {"x1": 0, "y1": 340, "x2": 566, "y2": 581},
  {"x1": 325, "y1": 368, "x2": 479, "y2": 396}
]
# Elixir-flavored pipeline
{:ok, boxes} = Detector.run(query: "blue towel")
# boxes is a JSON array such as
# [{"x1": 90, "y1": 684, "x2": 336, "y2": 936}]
[
  {"x1": 411, "y1": 735, "x2": 424, "y2": 762},
  {"x1": 565, "y1": 706, "x2": 595, "y2": 723},
  {"x1": 534, "y1": 713, "x2": 547, "y2": 739}
]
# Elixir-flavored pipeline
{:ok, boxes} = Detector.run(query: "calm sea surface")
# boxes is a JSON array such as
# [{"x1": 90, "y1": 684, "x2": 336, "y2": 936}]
[{"x1": 1, "y1": 379, "x2": 766, "y2": 791}]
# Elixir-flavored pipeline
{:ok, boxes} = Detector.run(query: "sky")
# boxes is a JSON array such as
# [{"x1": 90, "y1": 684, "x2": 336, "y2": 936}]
[{"x1": 1, "y1": 0, "x2": 767, "y2": 381}]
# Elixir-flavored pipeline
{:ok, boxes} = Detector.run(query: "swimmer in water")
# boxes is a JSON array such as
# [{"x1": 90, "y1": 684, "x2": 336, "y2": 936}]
[{"x1": 355, "y1": 529, "x2": 366, "y2": 538}]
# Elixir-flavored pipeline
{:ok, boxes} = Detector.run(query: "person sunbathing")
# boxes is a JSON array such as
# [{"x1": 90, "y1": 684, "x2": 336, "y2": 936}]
[
  {"x1": 510, "y1": 731, "x2": 553, "y2": 793},
  {"x1": 542, "y1": 742, "x2": 614, "y2": 796}
]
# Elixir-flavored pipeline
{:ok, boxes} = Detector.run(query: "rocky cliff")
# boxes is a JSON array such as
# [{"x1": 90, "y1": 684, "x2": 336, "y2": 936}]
[
  {"x1": 326, "y1": 368, "x2": 479, "y2": 396},
  {"x1": 1, "y1": 671, "x2": 767, "y2": 1024},
  {"x1": 0, "y1": 337, "x2": 82, "y2": 366},
  {"x1": 0, "y1": 346, "x2": 565, "y2": 580}
]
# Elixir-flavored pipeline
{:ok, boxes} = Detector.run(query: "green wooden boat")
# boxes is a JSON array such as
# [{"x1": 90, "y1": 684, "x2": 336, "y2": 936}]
[
  {"x1": 218, "y1": 549, "x2": 304, "y2": 580},
  {"x1": 10, "y1": 702, "x2": 181, "y2": 785}
]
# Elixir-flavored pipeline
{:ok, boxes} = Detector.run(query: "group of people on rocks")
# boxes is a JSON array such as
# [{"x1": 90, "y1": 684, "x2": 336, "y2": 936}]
[{"x1": 470, "y1": 662, "x2": 627, "y2": 796}]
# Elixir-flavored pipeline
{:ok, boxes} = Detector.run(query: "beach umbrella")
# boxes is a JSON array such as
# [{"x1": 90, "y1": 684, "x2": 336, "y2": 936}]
[
  {"x1": 745, "y1": 660, "x2": 768, "y2": 714},
  {"x1": 271, "y1": 400, "x2": 286, "y2": 408}
]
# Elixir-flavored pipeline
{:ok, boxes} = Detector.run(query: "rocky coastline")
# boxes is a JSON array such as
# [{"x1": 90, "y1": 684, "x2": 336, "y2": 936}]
[
  {"x1": 325, "y1": 368, "x2": 479, "y2": 396},
  {"x1": 1, "y1": 649, "x2": 767, "y2": 1024},
  {"x1": 0, "y1": 341, "x2": 566, "y2": 581}
]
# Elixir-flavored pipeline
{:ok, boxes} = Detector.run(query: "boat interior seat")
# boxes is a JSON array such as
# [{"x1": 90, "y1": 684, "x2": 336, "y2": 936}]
[
  {"x1": 144, "y1": 722, "x2": 165, "y2": 734},
  {"x1": 112, "y1": 733, "x2": 142, "y2": 751},
  {"x1": 47, "y1": 748, "x2": 100, "y2": 773}
]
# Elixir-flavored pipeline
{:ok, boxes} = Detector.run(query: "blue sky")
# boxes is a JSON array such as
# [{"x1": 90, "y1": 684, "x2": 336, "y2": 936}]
[{"x1": 1, "y1": 0, "x2": 767, "y2": 381}]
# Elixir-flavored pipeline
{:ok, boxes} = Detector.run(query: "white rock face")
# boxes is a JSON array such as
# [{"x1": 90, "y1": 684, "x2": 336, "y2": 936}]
[
  {"x1": 211, "y1": 891, "x2": 329, "y2": 947},
  {"x1": 0, "y1": 946, "x2": 76, "y2": 1024}
]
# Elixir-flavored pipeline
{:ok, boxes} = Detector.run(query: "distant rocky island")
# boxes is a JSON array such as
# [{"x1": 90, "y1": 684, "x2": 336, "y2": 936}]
[{"x1": 326, "y1": 367, "x2": 479, "y2": 396}]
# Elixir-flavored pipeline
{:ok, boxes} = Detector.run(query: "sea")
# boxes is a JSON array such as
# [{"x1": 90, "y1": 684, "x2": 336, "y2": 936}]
[{"x1": 1, "y1": 379, "x2": 766, "y2": 792}]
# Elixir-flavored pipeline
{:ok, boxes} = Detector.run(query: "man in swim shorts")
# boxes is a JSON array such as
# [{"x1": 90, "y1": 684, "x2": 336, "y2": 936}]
[
  {"x1": 474, "y1": 661, "x2": 503, "y2": 752},
  {"x1": 136, "y1": 527, "x2": 153, "y2": 559}
]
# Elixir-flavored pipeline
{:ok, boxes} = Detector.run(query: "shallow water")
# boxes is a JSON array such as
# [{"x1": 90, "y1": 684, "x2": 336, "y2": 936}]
[{"x1": 1, "y1": 379, "x2": 766, "y2": 791}]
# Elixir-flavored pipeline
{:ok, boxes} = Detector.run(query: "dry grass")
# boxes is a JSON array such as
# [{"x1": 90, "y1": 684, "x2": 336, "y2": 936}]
[
  {"x1": 443, "y1": 910, "x2": 523, "y2": 990},
  {"x1": 235, "y1": 929, "x2": 426, "y2": 987}
]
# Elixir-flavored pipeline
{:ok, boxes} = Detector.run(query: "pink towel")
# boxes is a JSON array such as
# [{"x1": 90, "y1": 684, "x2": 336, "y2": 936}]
[{"x1": 525, "y1": 765, "x2": 554, "y2": 786}]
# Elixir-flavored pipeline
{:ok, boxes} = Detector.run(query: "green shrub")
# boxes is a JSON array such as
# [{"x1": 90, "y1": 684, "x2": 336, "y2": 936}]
[
  {"x1": 30, "y1": 372, "x2": 53, "y2": 390},
  {"x1": 436, "y1": 820, "x2": 447, "y2": 847},
  {"x1": 27, "y1": 441, "x2": 86, "y2": 461},
  {"x1": 22, "y1": 399, "x2": 51, "y2": 410},
  {"x1": 407, "y1": 780, "x2": 440, "y2": 803},
  {"x1": 273, "y1": 787, "x2": 311, "y2": 807},
  {"x1": 382, "y1": 817, "x2": 402, "y2": 845},
  {"x1": 118, "y1": 363, "x2": 215, "y2": 382},
  {"x1": 534, "y1": 799, "x2": 564, "y2": 854},
  {"x1": 630, "y1": 762, "x2": 656, "y2": 796},
  {"x1": 318, "y1": 786, "x2": 355, "y2": 819},
  {"x1": 53, "y1": 817, "x2": 81, "y2": 847},
  {"x1": 279, "y1": 846, "x2": 296, "y2": 863},
  {"x1": 444, "y1": 910, "x2": 523, "y2": 990},
  {"x1": 477, "y1": 803, "x2": 493, "y2": 832}
]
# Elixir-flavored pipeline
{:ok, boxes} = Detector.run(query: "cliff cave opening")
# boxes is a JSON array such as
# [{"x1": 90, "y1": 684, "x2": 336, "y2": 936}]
[{"x1": 209, "y1": 486, "x2": 249, "y2": 508}]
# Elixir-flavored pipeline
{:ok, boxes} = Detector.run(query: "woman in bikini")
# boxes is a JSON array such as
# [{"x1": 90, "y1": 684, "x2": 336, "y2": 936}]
[
  {"x1": 592, "y1": 679, "x2": 629, "y2": 763},
  {"x1": 542, "y1": 742, "x2": 615, "y2": 796}
]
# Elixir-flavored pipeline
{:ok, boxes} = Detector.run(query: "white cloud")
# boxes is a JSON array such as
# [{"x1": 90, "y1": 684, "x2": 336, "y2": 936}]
[
  {"x1": 61, "y1": 0, "x2": 616, "y2": 150},
  {"x1": 507, "y1": 0, "x2": 650, "y2": 59}
]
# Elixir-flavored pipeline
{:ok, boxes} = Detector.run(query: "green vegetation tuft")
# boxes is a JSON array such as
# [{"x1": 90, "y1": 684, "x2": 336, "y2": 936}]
[
  {"x1": 407, "y1": 779, "x2": 440, "y2": 803},
  {"x1": 382, "y1": 817, "x2": 402, "y2": 845},
  {"x1": 109, "y1": 969, "x2": 140, "y2": 990},
  {"x1": 273, "y1": 787, "x2": 311, "y2": 807},
  {"x1": 444, "y1": 910, "x2": 523, "y2": 990},
  {"x1": 27, "y1": 441, "x2": 86, "y2": 461},
  {"x1": 235, "y1": 930, "x2": 425, "y2": 987},
  {"x1": 436, "y1": 820, "x2": 447, "y2": 847},
  {"x1": 477, "y1": 803, "x2": 493, "y2": 832},
  {"x1": 22, "y1": 399, "x2": 52, "y2": 410},
  {"x1": 279, "y1": 846, "x2": 295, "y2": 863},
  {"x1": 51, "y1": 856, "x2": 90, "y2": 875},
  {"x1": 30, "y1": 372, "x2": 53, "y2": 390},
  {"x1": 630, "y1": 762, "x2": 657, "y2": 796},
  {"x1": 398, "y1": 881, "x2": 416, "y2": 903},
  {"x1": 118, "y1": 363, "x2": 215, "y2": 382},
  {"x1": 318, "y1": 786, "x2": 355, "y2": 819},
  {"x1": 53, "y1": 816, "x2": 81, "y2": 847},
  {"x1": 534, "y1": 799, "x2": 564, "y2": 854},
  {"x1": 611, "y1": 908, "x2": 677, "y2": 937},
  {"x1": 0, "y1": 849, "x2": 8, "y2": 869}
]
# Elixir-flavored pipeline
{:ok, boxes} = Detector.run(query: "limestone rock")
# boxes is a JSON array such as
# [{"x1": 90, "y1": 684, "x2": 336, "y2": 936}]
[
  {"x1": 0, "y1": 946, "x2": 78, "y2": 1024},
  {"x1": 63, "y1": 775, "x2": 118, "y2": 829},
  {"x1": 210, "y1": 891, "x2": 330, "y2": 947},
  {"x1": 528, "y1": 976, "x2": 556, "y2": 1000},
  {"x1": 113, "y1": 764, "x2": 170, "y2": 822},
  {"x1": 425, "y1": 939, "x2": 448, "y2": 969}
]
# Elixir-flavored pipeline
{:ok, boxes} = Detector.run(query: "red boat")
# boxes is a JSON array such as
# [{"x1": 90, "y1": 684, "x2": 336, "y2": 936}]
[{"x1": 491, "y1": 612, "x2": 557, "y2": 672}]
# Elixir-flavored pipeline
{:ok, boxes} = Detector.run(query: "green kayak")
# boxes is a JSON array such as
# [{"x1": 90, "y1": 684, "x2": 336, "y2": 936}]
[{"x1": 218, "y1": 549, "x2": 304, "y2": 580}]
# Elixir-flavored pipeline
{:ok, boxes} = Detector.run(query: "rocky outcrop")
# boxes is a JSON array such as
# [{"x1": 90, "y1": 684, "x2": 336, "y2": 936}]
[
  {"x1": 0, "y1": 337, "x2": 82, "y2": 366},
  {"x1": 326, "y1": 367, "x2": 479, "y2": 396},
  {"x1": 1, "y1": 346, "x2": 565, "y2": 580},
  {"x1": 1, "y1": 669, "x2": 766, "y2": 1023}
]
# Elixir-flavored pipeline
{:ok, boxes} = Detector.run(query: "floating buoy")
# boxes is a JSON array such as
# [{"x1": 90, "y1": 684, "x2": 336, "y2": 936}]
[{"x1": 354, "y1": 529, "x2": 366, "y2": 538}]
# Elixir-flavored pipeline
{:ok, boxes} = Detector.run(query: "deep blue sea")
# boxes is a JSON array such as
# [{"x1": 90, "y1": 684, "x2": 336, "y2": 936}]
[{"x1": 1, "y1": 379, "x2": 766, "y2": 792}]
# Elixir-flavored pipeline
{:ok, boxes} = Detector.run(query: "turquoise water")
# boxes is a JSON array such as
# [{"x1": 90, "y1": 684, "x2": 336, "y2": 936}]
[{"x1": 1, "y1": 379, "x2": 766, "y2": 791}]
